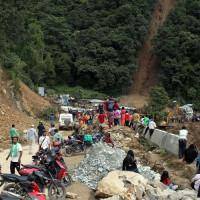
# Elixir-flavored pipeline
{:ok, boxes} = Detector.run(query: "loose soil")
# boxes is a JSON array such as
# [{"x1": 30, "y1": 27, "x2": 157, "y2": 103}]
[
  {"x1": 130, "y1": 0, "x2": 178, "y2": 94},
  {"x1": 0, "y1": 67, "x2": 50, "y2": 149},
  {"x1": 123, "y1": 0, "x2": 178, "y2": 108}
]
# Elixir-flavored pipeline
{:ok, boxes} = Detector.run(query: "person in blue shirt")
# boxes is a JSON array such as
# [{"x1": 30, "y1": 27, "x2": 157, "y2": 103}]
[{"x1": 50, "y1": 115, "x2": 54, "y2": 126}]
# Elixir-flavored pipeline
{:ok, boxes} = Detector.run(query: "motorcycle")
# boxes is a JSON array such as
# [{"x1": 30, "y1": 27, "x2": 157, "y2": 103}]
[
  {"x1": 20, "y1": 149, "x2": 72, "y2": 186},
  {"x1": 64, "y1": 136, "x2": 86, "y2": 157},
  {"x1": 1, "y1": 170, "x2": 66, "y2": 200},
  {"x1": 0, "y1": 174, "x2": 46, "y2": 200}
]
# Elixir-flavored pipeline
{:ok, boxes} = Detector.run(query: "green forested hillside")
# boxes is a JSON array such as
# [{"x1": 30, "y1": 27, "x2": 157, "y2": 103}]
[
  {"x1": 0, "y1": 0, "x2": 157, "y2": 93},
  {"x1": 152, "y1": 0, "x2": 200, "y2": 103}
]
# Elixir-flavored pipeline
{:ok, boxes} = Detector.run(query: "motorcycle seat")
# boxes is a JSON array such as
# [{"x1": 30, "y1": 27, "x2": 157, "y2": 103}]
[
  {"x1": 1, "y1": 174, "x2": 28, "y2": 183},
  {"x1": 22, "y1": 165, "x2": 44, "y2": 170}
]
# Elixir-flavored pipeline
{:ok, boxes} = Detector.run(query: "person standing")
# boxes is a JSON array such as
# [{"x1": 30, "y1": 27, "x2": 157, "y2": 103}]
[
  {"x1": 27, "y1": 125, "x2": 38, "y2": 155},
  {"x1": 113, "y1": 101, "x2": 119, "y2": 111},
  {"x1": 39, "y1": 130, "x2": 51, "y2": 151},
  {"x1": 103, "y1": 99, "x2": 108, "y2": 112},
  {"x1": 9, "y1": 124, "x2": 17, "y2": 143},
  {"x1": 50, "y1": 115, "x2": 54, "y2": 126},
  {"x1": 6, "y1": 137, "x2": 22, "y2": 174},
  {"x1": 125, "y1": 111, "x2": 130, "y2": 126},
  {"x1": 98, "y1": 112, "x2": 106, "y2": 129},
  {"x1": 53, "y1": 129, "x2": 64, "y2": 144},
  {"x1": 132, "y1": 111, "x2": 140, "y2": 131},
  {"x1": 118, "y1": 108, "x2": 121, "y2": 126},
  {"x1": 121, "y1": 107, "x2": 126, "y2": 126},
  {"x1": 37, "y1": 121, "x2": 45, "y2": 143},
  {"x1": 178, "y1": 126, "x2": 188, "y2": 159},
  {"x1": 88, "y1": 114, "x2": 93, "y2": 126},
  {"x1": 114, "y1": 109, "x2": 120, "y2": 126},
  {"x1": 108, "y1": 111, "x2": 114, "y2": 129},
  {"x1": 107, "y1": 98, "x2": 114, "y2": 112},
  {"x1": 148, "y1": 117, "x2": 156, "y2": 138}
]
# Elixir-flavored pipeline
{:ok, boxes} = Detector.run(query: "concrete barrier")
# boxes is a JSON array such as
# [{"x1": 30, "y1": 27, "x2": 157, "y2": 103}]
[
  {"x1": 162, "y1": 133, "x2": 179, "y2": 156},
  {"x1": 143, "y1": 128, "x2": 179, "y2": 156},
  {"x1": 150, "y1": 129, "x2": 168, "y2": 147}
]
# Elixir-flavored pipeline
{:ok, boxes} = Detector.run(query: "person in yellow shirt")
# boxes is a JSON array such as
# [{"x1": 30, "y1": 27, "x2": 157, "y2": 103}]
[{"x1": 132, "y1": 111, "x2": 140, "y2": 131}]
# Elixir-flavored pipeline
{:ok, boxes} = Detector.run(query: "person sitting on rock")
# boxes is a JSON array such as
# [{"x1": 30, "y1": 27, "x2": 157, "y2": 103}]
[
  {"x1": 160, "y1": 171, "x2": 174, "y2": 190},
  {"x1": 183, "y1": 144, "x2": 198, "y2": 164},
  {"x1": 103, "y1": 133, "x2": 114, "y2": 147},
  {"x1": 122, "y1": 150, "x2": 139, "y2": 174}
]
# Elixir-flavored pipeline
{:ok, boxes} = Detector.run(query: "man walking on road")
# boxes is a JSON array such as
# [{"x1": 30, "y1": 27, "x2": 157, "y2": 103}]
[
  {"x1": 37, "y1": 121, "x2": 45, "y2": 143},
  {"x1": 39, "y1": 130, "x2": 51, "y2": 151},
  {"x1": 6, "y1": 137, "x2": 22, "y2": 174},
  {"x1": 27, "y1": 125, "x2": 38, "y2": 155},
  {"x1": 9, "y1": 124, "x2": 17, "y2": 143}
]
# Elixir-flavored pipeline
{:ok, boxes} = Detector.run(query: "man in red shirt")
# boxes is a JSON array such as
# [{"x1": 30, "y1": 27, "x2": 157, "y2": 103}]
[
  {"x1": 113, "y1": 101, "x2": 119, "y2": 110},
  {"x1": 98, "y1": 112, "x2": 106, "y2": 129}
]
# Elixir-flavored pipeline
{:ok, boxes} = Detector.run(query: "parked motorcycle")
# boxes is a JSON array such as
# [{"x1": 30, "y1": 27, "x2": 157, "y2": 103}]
[
  {"x1": 0, "y1": 174, "x2": 46, "y2": 200},
  {"x1": 64, "y1": 136, "x2": 86, "y2": 156},
  {"x1": 1, "y1": 171, "x2": 66, "y2": 200},
  {"x1": 20, "y1": 149, "x2": 72, "y2": 186}
]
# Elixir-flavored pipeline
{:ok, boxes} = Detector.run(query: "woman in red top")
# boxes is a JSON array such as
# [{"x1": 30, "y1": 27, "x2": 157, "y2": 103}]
[
  {"x1": 125, "y1": 111, "x2": 130, "y2": 127},
  {"x1": 160, "y1": 171, "x2": 175, "y2": 190}
]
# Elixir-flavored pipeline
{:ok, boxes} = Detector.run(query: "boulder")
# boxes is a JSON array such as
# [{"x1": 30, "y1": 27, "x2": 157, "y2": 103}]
[{"x1": 95, "y1": 170, "x2": 147, "y2": 198}]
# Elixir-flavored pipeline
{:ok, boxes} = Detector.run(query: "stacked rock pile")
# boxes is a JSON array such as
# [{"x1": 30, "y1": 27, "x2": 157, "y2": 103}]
[{"x1": 72, "y1": 143, "x2": 160, "y2": 189}]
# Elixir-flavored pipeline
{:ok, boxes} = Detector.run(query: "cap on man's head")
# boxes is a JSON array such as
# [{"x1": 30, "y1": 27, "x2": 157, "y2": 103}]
[{"x1": 31, "y1": 125, "x2": 34, "y2": 127}]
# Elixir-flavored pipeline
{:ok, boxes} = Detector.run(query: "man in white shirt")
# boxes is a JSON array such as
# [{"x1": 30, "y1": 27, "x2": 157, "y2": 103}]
[
  {"x1": 148, "y1": 117, "x2": 156, "y2": 138},
  {"x1": 39, "y1": 130, "x2": 51, "y2": 150},
  {"x1": 6, "y1": 137, "x2": 22, "y2": 174},
  {"x1": 27, "y1": 125, "x2": 38, "y2": 155},
  {"x1": 178, "y1": 126, "x2": 188, "y2": 159}
]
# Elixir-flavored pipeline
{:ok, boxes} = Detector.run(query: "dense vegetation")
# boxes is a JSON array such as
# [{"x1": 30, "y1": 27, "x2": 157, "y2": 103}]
[
  {"x1": 152, "y1": 0, "x2": 200, "y2": 104},
  {"x1": 0, "y1": 0, "x2": 157, "y2": 94}
]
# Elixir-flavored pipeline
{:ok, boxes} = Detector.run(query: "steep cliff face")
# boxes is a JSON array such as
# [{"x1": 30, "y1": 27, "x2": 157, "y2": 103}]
[{"x1": 129, "y1": 0, "x2": 178, "y2": 95}]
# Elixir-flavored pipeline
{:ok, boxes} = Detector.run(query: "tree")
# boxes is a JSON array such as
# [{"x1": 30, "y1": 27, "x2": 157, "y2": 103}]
[{"x1": 146, "y1": 87, "x2": 169, "y2": 121}]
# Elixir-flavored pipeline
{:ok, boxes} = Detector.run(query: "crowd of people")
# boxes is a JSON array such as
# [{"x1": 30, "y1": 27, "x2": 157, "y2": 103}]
[
  {"x1": 7, "y1": 121, "x2": 65, "y2": 175},
  {"x1": 6, "y1": 101, "x2": 200, "y2": 198},
  {"x1": 97, "y1": 99, "x2": 157, "y2": 139}
]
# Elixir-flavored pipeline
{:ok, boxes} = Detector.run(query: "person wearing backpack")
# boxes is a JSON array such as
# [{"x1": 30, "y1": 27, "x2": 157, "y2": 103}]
[
  {"x1": 53, "y1": 129, "x2": 64, "y2": 144},
  {"x1": 48, "y1": 124, "x2": 56, "y2": 136}
]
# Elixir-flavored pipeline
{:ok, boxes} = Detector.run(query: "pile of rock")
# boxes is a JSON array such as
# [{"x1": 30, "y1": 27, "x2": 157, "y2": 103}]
[
  {"x1": 96, "y1": 171, "x2": 197, "y2": 200},
  {"x1": 72, "y1": 143, "x2": 126, "y2": 189},
  {"x1": 72, "y1": 143, "x2": 160, "y2": 189}
]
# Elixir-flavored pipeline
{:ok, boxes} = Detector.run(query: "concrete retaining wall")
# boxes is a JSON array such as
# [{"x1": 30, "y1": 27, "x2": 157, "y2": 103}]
[{"x1": 142, "y1": 128, "x2": 179, "y2": 156}]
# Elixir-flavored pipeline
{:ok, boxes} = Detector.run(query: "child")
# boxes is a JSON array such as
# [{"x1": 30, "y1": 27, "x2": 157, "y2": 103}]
[
  {"x1": 103, "y1": 133, "x2": 114, "y2": 147},
  {"x1": 160, "y1": 171, "x2": 174, "y2": 190}
]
